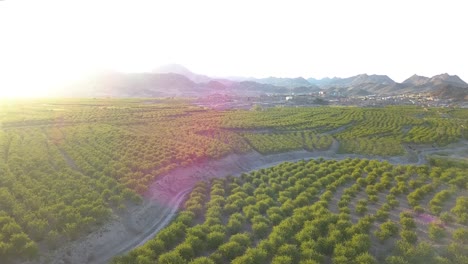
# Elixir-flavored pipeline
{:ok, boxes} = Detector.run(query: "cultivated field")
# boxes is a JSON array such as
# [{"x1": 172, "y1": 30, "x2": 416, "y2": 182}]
[
  {"x1": 114, "y1": 158, "x2": 468, "y2": 264},
  {"x1": 0, "y1": 99, "x2": 467, "y2": 263}
]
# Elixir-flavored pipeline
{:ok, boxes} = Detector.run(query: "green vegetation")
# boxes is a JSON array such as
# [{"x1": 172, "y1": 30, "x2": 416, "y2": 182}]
[
  {"x1": 0, "y1": 99, "x2": 467, "y2": 261},
  {"x1": 223, "y1": 106, "x2": 467, "y2": 156},
  {"x1": 114, "y1": 158, "x2": 468, "y2": 263},
  {"x1": 242, "y1": 131, "x2": 332, "y2": 154}
]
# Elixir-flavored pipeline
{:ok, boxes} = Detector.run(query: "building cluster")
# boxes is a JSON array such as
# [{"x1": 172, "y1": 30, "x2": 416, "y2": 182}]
[{"x1": 194, "y1": 92, "x2": 467, "y2": 109}]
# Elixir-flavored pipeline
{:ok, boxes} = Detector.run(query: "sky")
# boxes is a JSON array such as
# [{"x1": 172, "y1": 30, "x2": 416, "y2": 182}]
[{"x1": 0, "y1": 0, "x2": 467, "y2": 97}]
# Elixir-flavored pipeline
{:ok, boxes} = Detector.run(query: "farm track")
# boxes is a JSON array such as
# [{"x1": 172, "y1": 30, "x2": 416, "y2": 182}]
[
  {"x1": 39, "y1": 139, "x2": 468, "y2": 264},
  {"x1": 91, "y1": 188, "x2": 193, "y2": 264}
]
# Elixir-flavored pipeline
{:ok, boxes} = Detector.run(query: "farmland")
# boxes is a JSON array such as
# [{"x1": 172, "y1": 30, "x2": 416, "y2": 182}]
[
  {"x1": 114, "y1": 158, "x2": 468, "y2": 263},
  {"x1": 0, "y1": 99, "x2": 467, "y2": 263}
]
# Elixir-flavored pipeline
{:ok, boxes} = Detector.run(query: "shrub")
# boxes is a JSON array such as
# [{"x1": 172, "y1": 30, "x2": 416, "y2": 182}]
[
  {"x1": 207, "y1": 232, "x2": 225, "y2": 250},
  {"x1": 375, "y1": 221, "x2": 398, "y2": 242},
  {"x1": 218, "y1": 241, "x2": 245, "y2": 261},
  {"x1": 252, "y1": 222, "x2": 270, "y2": 238},
  {"x1": 158, "y1": 251, "x2": 186, "y2": 264},
  {"x1": 453, "y1": 228, "x2": 468, "y2": 243},
  {"x1": 428, "y1": 224, "x2": 445, "y2": 242},
  {"x1": 400, "y1": 230, "x2": 418, "y2": 244}
]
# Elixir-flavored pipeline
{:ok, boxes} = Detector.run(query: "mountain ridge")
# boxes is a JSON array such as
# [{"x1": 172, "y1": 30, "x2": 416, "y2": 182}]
[{"x1": 63, "y1": 65, "x2": 467, "y2": 100}]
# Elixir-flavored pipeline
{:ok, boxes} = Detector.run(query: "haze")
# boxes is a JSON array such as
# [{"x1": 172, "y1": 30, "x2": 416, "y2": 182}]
[{"x1": 0, "y1": 0, "x2": 467, "y2": 97}]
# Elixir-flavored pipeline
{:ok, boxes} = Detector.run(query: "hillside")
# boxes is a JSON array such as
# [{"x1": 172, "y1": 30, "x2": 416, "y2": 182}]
[{"x1": 431, "y1": 84, "x2": 468, "y2": 101}]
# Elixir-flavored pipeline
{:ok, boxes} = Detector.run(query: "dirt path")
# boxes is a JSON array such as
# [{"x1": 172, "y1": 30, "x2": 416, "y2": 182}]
[
  {"x1": 409, "y1": 140, "x2": 468, "y2": 165},
  {"x1": 36, "y1": 139, "x2": 467, "y2": 264},
  {"x1": 90, "y1": 187, "x2": 193, "y2": 264}
]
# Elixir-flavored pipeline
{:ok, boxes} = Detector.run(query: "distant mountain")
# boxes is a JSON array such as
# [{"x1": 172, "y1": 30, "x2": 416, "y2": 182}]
[
  {"x1": 402, "y1": 74, "x2": 430, "y2": 86},
  {"x1": 403, "y1": 73, "x2": 467, "y2": 88},
  {"x1": 350, "y1": 74, "x2": 395, "y2": 86},
  {"x1": 393, "y1": 73, "x2": 468, "y2": 97},
  {"x1": 428, "y1": 73, "x2": 467, "y2": 87},
  {"x1": 65, "y1": 72, "x2": 299, "y2": 97},
  {"x1": 153, "y1": 64, "x2": 211, "y2": 83},
  {"x1": 62, "y1": 65, "x2": 467, "y2": 101},
  {"x1": 291, "y1": 85, "x2": 322, "y2": 94},
  {"x1": 307, "y1": 77, "x2": 338, "y2": 86},
  {"x1": 67, "y1": 72, "x2": 198, "y2": 97},
  {"x1": 316, "y1": 74, "x2": 395, "y2": 88},
  {"x1": 307, "y1": 73, "x2": 467, "y2": 99},
  {"x1": 306, "y1": 74, "x2": 397, "y2": 96},
  {"x1": 204, "y1": 80, "x2": 227, "y2": 91},
  {"x1": 254, "y1": 77, "x2": 313, "y2": 88}
]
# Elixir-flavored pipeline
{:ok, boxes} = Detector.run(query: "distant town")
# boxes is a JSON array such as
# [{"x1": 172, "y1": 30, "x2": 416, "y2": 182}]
[{"x1": 194, "y1": 92, "x2": 468, "y2": 110}]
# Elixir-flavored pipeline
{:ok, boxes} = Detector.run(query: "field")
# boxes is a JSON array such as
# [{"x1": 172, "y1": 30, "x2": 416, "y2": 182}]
[
  {"x1": 114, "y1": 158, "x2": 468, "y2": 263},
  {"x1": 0, "y1": 99, "x2": 467, "y2": 263}
]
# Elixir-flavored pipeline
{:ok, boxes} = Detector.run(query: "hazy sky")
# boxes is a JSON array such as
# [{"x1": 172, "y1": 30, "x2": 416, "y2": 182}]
[{"x1": 0, "y1": 0, "x2": 467, "y2": 96}]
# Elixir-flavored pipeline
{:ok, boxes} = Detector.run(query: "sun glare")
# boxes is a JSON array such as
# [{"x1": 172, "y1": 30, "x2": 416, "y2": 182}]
[
  {"x1": 1, "y1": 0, "x2": 467, "y2": 98},
  {"x1": 1, "y1": 1, "x2": 468, "y2": 264}
]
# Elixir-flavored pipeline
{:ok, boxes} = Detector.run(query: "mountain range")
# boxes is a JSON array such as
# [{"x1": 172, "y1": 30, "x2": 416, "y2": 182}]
[{"x1": 64, "y1": 64, "x2": 468, "y2": 101}]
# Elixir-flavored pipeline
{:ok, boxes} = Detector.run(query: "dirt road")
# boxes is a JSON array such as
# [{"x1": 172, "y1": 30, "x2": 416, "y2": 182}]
[{"x1": 90, "y1": 188, "x2": 193, "y2": 264}]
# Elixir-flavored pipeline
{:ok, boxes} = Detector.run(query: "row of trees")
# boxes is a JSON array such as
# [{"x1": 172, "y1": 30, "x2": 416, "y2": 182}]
[
  {"x1": 224, "y1": 106, "x2": 467, "y2": 157},
  {"x1": 1, "y1": 100, "x2": 467, "y2": 262},
  {"x1": 242, "y1": 131, "x2": 333, "y2": 154},
  {"x1": 0, "y1": 127, "x2": 134, "y2": 262},
  {"x1": 114, "y1": 157, "x2": 468, "y2": 263}
]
